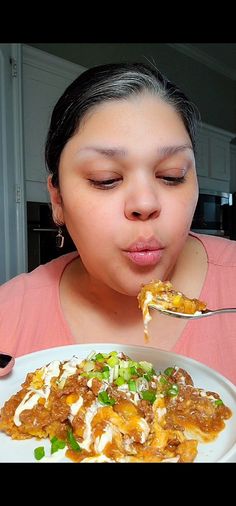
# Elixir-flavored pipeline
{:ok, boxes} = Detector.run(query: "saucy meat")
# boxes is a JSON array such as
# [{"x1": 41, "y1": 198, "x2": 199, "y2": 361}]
[{"x1": 0, "y1": 351, "x2": 231, "y2": 462}]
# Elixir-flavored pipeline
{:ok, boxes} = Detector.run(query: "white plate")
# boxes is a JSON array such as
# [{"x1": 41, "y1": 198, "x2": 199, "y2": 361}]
[{"x1": 0, "y1": 343, "x2": 236, "y2": 463}]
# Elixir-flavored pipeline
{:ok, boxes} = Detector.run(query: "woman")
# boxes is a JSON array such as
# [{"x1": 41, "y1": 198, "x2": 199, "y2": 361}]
[{"x1": 1, "y1": 62, "x2": 236, "y2": 383}]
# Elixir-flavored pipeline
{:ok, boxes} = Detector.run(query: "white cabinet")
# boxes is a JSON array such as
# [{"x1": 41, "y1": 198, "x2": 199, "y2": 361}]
[
  {"x1": 0, "y1": 44, "x2": 86, "y2": 282},
  {"x1": 22, "y1": 45, "x2": 86, "y2": 202},
  {"x1": 195, "y1": 122, "x2": 235, "y2": 192},
  {"x1": 195, "y1": 126, "x2": 209, "y2": 177},
  {"x1": 0, "y1": 44, "x2": 26, "y2": 283}
]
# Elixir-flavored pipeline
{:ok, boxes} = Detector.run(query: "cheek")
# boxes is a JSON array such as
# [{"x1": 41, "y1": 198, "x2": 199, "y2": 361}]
[
  {"x1": 162, "y1": 193, "x2": 197, "y2": 237},
  {"x1": 166, "y1": 198, "x2": 195, "y2": 220},
  {"x1": 63, "y1": 198, "x2": 116, "y2": 244},
  {"x1": 185, "y1": 191, "x2": 198, "y2": 223}
]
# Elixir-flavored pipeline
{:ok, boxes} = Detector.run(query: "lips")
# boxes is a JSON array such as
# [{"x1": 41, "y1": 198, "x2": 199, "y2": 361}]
[{"x1": 123, "y1": 238, "x2": 164, "y2": 266}]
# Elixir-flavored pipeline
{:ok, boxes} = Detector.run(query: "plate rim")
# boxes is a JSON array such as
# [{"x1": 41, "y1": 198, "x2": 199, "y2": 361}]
[{"x1": 1, "y1": 343, "x2": 236, "y2": 463}]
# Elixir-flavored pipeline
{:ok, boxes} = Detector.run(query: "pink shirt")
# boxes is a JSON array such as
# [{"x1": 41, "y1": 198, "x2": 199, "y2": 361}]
[{"x1": 1, "y1": 233, "x2": 236, "y2": 384}]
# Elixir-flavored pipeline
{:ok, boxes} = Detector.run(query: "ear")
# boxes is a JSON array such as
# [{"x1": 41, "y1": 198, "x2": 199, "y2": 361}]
[{"x1": 47, "y1": 175, "x2": 64, "y2": 225}]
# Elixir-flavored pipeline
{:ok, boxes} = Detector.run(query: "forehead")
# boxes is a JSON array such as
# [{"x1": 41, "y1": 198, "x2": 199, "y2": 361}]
[
  {"x1": 78, "y1": 94, "x2": 189, "y2": 141},
  {"x1": 59, "y1": 94, "x2": 193, "y2": 166}
]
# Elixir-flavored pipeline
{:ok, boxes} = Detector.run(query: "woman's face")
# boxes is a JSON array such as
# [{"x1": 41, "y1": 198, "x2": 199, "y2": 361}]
[{"x1": 49, "y1": 94, "x2": 198, "y2": 295}]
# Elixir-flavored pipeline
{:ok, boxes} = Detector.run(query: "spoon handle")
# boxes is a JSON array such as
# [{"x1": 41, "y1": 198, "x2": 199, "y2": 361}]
[
  {"x1": 0, "y1": 352, "x2": 15, "y2": 377},
  {"x1": 149, "y1": 306, "x2": 236, "y2": 319},
  {"x1": 207, "y1": 308, "x2": 236, "y2": 316}
]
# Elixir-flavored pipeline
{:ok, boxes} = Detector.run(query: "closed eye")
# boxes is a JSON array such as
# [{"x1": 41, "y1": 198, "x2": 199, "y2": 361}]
[
  {"x1": 88, "y1": 178, "x2": 122, "y2": 189},
  {"x1": 161, "y1": 176, "x2": 186, "y2": 186}
]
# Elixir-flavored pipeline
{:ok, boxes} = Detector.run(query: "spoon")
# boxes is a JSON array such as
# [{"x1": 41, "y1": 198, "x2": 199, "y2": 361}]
[
  {"x1": 149, "y1": 306, "x2": 236, "y2": 320},
  {"x1": 0, "y1": 352, "x2": 15, "y2": 377}
]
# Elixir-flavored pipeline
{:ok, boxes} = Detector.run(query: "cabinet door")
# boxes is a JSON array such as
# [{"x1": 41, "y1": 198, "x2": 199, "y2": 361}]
[
  {"x1": 23, "y1": 46, "x2": 86, "y2": 202},
  {"x1": 209, "y1": 133, "x2": 230, "y2": 181},
  {"x1": 0, "y1": 44, "x2": 26, "y2": 283},
  {"x1": 195, "y1": 129, "x2": 209, "y2": 177},
  {"x1": 195, "y1": 123, "x2": 235, "y2": 192}
]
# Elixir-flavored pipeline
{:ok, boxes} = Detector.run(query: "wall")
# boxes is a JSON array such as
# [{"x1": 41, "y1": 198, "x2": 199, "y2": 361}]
[{"x1": 26, "y1": 43, "x2": 236, "y2": 133}]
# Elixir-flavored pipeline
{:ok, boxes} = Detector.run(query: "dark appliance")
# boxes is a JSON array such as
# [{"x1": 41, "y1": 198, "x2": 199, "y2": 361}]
[
  {"x1": 228, "y1": 192, "x2": 236, "y2": 241},
  {"x1": 27, "y1": 202, "x2": 76, "y2": 272},
  {"x1": 191, "y1": 190, "x2": 232, "y2": 237}
]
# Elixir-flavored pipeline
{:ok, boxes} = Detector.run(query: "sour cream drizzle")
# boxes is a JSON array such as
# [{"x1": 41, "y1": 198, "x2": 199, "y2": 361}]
[
  {"x1": 13, "y1": 360, "x2": 61, "y2": 426},
  {"x1": 57, "y1": 357, "x2": 81, "y2": 387}
]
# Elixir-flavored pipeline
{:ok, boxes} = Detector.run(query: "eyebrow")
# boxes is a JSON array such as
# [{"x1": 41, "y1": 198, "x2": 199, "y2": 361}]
[
  {"x1": 78, "y1": 144, "x2": 193, "y2": 159},
  {"x1": 78, "y1": 146, "x2": 126, "y2": 157},
  {"x1": 158, "y1": 144, "x2": 193, "y2": 158}
]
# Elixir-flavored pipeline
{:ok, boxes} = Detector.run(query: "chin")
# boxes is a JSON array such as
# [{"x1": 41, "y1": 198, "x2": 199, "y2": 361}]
[
  {"x1": 112, "y1": 285, "x2": 140, "y2": 298},
  {"x1": 111, "y1": 266, "x2": 169, "y2": 297},
  {"x1": 114, "y1": 279, "x2": 155, "y2": 298}
]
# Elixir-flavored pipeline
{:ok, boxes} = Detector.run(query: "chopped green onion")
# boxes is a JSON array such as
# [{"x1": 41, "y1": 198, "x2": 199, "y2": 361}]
[
  {"x1": 139, "y1": 361, "x2": 153, "y2": 373},
  {"x1": 130, "y1": 366, "x2": 138, "y2": 376},
  {"x1": 119, "y1": 367, "x2": 131, "y2": 381},
  {"x1": 83, "y1": 360, "x2": 95, "y2": 372},
  {"x1": 107, "y1": 356, "x2": 119, "y2": 367},
  {"x1": 113, "y1": 364, "x2": 119, "y2": 380},
  {"x1": 34, "y1": 446, "x2": 45, "y2": 460},
  {"x1": 86, "y1": 350, "x2": 96, "y2": 360},
  {"x1": 164, "y1": 367, "x2": 175, "y2": 377},
  {"x1": 95, "y1": 353, "x2": 105, "y2": 362},
  {"x1": 166, "y1": 384, "x2": 179, "y2": 397},
  {"x1": 67, "y1": 429, "x2": 82, "y2": 451},
  {"x1": 119, "y1": 360, "x2": 129, "y2": 369},
  {"x1": 141, "y1": 390, "x2": 156, "y2": 403},
  {"x1": 214, "y1": 399, "x2": 223, "y2": 406},
  {"x1": 102, "y1": 370, "x2": 110, "y2": 380},
  {"x1": 50, "y1": 436, "x2": 66, "y2": 454},
  {"x1": 115, "y1": 376, "x2": 126, "y2": 386},
  {"x1": 136, "y1": 377, "x2": 149, "y2": 392},
  {"x1": 159, "y1": 375, "x2": 168, "y2": 385},
  {"x1": 129, "y1": 360, "x2": 139, "y2": 369},
  {"x1": 128, "y1": 379, "x2": 137, "y2": 392},
  {"x1": 98, "y1": 391, "x2": 116, "y2": 406},
  {"x1": 88, "y1": 371, "x2": 103, "y2": 380},
  {"x1": 143, "y1": 370, "x2": 155, "y2": 381}
]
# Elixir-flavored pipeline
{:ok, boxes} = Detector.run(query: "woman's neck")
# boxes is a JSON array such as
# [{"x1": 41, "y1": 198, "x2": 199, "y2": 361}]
[
  {"x1": 61, "y1": 256, "x2": 141, "y2": 325},
  {"x1": 169, "y1": 234, "x2": 208, "y2": 299}
]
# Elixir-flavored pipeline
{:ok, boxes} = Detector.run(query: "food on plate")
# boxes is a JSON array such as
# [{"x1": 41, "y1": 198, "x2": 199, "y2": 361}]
[
  {"x1": 0, "y1": 350, "x2": 231, "y2": 463},
  {"x1": 138, "y1": 280, "x2": 207, "y2": 339}
]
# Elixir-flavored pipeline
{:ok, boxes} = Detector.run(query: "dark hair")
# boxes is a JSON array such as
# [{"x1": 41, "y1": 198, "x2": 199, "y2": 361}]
[{"x1": 45, "y1": 62, "x2": 200, "y2": 187}]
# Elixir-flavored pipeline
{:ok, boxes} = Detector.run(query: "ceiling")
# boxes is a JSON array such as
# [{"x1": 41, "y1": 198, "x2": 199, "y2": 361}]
[
  {"x1": 180, "y1": 43, "x2": 236, "y2": 81},
  {"x1": 26, "y1": 43, "x2": 236, "y2": 82}
]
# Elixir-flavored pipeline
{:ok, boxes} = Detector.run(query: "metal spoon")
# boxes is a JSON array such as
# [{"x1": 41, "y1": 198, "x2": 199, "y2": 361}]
[
  {"x1": 149, "y1": 306, "x2": 236, "y2": 320},
  {"x1": 0, "y1": 352, "x2": 15, "y2": 377}
]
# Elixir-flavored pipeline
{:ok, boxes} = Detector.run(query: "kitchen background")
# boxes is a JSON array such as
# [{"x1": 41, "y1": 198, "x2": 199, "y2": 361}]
[{"x1": 1, "y1": 43, "x2": 236, "y2": 283}]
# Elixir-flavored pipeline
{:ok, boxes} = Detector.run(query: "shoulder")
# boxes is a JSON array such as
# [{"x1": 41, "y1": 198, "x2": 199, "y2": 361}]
[
  {"x1": 190, "y1": 232, "x2": 236, "y2": 266},
  {"x1": 0, "y1": 252, "x2": 78, "y2": 356},
  {"x1": 0, "y1": 251, "x2": 78, "y2": 297}
]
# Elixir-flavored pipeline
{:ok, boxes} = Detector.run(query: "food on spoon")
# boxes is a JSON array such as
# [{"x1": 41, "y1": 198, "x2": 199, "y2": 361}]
[
  {"x1": 138, "y1": 280, "x2": 207, "y2": 339},
  {"x1": 0, "y1": 350, "x2": 231, "y2": 463}
]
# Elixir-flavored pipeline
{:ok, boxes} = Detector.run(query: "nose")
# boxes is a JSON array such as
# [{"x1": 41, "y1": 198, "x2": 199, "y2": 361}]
[{"x1": 124, "y1": 181, "x2": 161, "y2": 221}]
